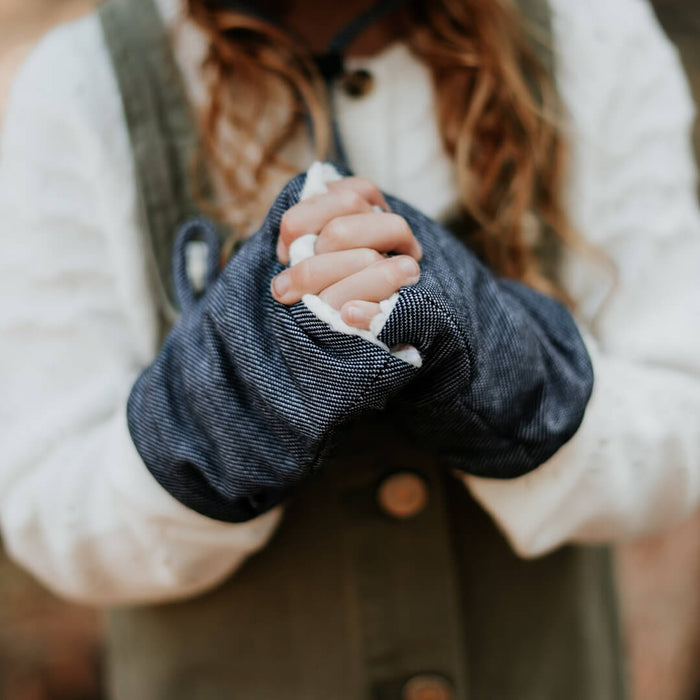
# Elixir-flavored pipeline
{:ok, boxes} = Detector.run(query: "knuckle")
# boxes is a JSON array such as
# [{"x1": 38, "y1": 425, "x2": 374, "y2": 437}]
[
  {"x1": 292, "y1": 259, "x2": 317, "y2": 291},
  {"x1": 354, "y1": 177, "x2": 381, "y2": 199},
  {"x1": 395, "y1": 255, "x2": 419, "y2": 283},
  {"x1": 323, "y1": 218, "x2": 347, "y2": 244},
  {"x1": 361, "y1": 248, "x2": 384, "y2": 266},
  {"x1": 380, "y1": 261, "x2": 402, "y2": 287},
  {"x1": 285, "y1": 265, "x2": 302, "y2": 291},
  {"x1": 280, "y1": 209, "x2": 302, "y2": 242},
  {"x1": 318, "y1": 287, "x2": 336, "y2": 306},
  {"x1": 389, "y1": 213, "x2": 412, "y2": 238},
  {"x1": 341, "y1": 189, "x2": 364, "y2": 210}
]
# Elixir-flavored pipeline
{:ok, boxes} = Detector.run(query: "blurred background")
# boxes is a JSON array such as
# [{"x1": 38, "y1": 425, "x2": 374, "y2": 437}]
[{"x1": 0, "y1": 0, "x2": 699, "y2": 698}]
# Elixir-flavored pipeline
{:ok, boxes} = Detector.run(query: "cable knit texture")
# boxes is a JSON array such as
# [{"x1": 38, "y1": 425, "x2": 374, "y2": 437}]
[{"x1": 0, "y1": 0, "x2": 699, "y2": 601}]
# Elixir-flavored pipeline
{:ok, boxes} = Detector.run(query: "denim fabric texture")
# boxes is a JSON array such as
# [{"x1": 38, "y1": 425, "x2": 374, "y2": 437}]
[{"x1": 127, "y1": 168, "x2": 594, "y2": 523}]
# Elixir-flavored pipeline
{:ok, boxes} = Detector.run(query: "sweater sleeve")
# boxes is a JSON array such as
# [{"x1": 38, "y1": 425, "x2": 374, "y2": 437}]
[
  {"x1": 0, "y1": 15, "x2": 282, "y2": 605},
  {"x1": 463, "y1": 0, "x2": 700, "y2": 556}
]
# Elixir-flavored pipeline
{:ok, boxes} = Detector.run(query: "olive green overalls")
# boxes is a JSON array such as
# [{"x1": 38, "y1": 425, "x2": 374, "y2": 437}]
[{"x1": 98, "y1": 0, "x2": 627, "y2": 697}]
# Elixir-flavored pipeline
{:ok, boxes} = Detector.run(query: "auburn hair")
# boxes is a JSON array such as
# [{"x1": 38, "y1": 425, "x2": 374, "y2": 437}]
[{"x1": 185, "y1": 0, "x2": 585, "y2": 304}]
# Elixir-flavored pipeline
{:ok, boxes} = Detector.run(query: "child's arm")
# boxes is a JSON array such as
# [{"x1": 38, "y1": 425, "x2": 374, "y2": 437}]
[
  {"x1": 0, "y1": 19, "x2": 282, "y2": 605},
  {"x1": 464, "y1": 0, "x2": 700, "y2": 556}
]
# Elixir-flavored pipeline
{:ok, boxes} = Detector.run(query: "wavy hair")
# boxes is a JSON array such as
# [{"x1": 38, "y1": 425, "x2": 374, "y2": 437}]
[{"x1": 185, "y1": 0, "x2": 586, "y2": 303}]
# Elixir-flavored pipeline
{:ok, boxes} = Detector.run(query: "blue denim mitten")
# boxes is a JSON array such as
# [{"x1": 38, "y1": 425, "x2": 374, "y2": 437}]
[
  {"x1": 127, "y1": 172, "x2": 420, "y2": 523},
  {"x1": 127, "y1": 165, "x2": 593, "y2": 523},
  {"x1": 377, "y1": 192, "x2": 594, "y2": 478}
]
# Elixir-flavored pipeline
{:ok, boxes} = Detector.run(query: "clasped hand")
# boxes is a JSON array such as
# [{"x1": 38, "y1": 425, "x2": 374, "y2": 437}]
[{"x1": 270, "y1": 177, "x2": 422, "y2": 330}]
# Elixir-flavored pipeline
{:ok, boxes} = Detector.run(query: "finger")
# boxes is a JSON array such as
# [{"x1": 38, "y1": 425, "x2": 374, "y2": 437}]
[
  {"x1": 326, "y1": 177, "x2": 390, "y2": 212},
  {"x1": 270, "y1": 248, "x2": 384, "y2": 305},
  {"x1": 278, "y1": 189, "x2": 374, "y2": 264},
  {"x1": 319, "y1": 255, "x2": 420, "y2": 309},
  {"x1": 340, "y1": 300, "x2": 382, "y2": 330},
  {"x1": 315, "y1": 212, "x2": 422, "y2": 260}
]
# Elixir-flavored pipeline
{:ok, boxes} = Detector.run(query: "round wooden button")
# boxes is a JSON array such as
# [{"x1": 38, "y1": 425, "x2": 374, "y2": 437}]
[
  {"x1": 342, "y1": 68, "x2": 374, "y2": 97},
  {"x1": 377, "y1": 472, "x2": 428, "y2": 519},
  {"x1": 402, "y1": 674, "x2": 454, "y2": 700}
]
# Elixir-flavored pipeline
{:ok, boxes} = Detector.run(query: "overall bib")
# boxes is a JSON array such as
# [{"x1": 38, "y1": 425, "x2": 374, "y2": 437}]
[{"x1": 98, "y1": 0, "x2": 627, "y2": 697}]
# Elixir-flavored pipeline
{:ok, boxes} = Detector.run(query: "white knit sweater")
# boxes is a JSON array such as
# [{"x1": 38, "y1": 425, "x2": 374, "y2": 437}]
[{"x1": 1, "y1": 0, "x2": 699, "y2": 605}]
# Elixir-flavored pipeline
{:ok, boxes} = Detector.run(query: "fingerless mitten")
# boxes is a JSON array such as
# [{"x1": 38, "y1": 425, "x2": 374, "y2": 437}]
[
  {"x1": 126, "y1": 172, "x2": 419, "y2": 523},
  {"x1": 374, "y1": 193, "x2": 594, "y2": 478}
]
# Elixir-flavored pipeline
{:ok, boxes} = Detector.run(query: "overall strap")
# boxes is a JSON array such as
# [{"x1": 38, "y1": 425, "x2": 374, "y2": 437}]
[{"x1": 98, "y1": 0, "x2": 219, "y2": 330}]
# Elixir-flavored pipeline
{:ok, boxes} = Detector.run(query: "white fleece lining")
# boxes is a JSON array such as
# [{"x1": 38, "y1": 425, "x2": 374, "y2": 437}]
[{"x1": 288, "y1": 162, "x2": 422, "y2": 368}]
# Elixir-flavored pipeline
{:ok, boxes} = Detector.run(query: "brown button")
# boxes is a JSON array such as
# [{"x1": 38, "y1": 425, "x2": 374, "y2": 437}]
[
  {"x1": 342, "y1": 68, "x2": 374, "y2": 98},
  {"x1": 402, "y1": 674, "x2": 454, "y2": 700},
  {"x1": 377, "y1": 472, "x2": 428, "y2": 519}
]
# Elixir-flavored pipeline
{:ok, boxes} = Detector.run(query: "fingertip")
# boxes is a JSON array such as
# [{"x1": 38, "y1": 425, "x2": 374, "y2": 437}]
[
  {"x1": 276, "y1": 239, "x2": 288, "y2": 265},
  {"x1": 395, "y1": 255, "x2": 420, "y2": 280},
  {"x1": 341, "y1": 301, "x2": 371, "y2": 330},
  {"x1": 271, "y1": 271, "x2": 293, "y2": 303},
  {"x1": 340, "y1": 302, "x2": 355, "y2": 323}
]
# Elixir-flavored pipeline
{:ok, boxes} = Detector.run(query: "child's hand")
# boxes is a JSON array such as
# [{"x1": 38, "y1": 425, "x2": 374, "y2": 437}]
[{"x1": 271, "y1": 177, "x2": 422, "y2": 330}]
